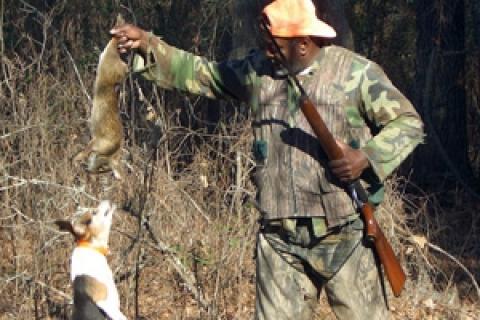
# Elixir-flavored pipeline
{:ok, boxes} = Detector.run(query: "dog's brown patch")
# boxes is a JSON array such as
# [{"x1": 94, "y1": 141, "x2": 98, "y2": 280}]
[{"x1": 73, "y1": 275, "x2": 108, "y2": 302}]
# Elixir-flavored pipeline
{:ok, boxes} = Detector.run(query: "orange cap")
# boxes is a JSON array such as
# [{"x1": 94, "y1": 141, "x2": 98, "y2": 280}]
[{"x1": 263, "y1": 0, "x2": 336, "y2": 38}]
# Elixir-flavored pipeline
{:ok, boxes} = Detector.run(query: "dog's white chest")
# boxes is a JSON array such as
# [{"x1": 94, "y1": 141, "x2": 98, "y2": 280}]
[{"x1": 71, "y1": 247, "x2": 123, "y2": 319}]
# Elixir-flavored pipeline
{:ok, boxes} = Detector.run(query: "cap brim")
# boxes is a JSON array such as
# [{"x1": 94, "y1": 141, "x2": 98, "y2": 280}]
[{"x1": 270, "y1": 20, "x2": 337, "y2": 38}]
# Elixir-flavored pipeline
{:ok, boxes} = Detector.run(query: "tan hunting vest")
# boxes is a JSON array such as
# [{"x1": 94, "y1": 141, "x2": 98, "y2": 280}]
[{"x1": 251, "y1": 46, "x2": 373, "y2": 227}]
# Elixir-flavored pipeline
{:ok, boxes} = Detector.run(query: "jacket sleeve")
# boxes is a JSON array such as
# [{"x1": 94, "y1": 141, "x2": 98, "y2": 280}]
[
  {"x1": 356, "y1": 61, "x2": 425, "y2": 181},
  {"x1": 132, "y1": 33, "x2": 255, "y2": 102}
]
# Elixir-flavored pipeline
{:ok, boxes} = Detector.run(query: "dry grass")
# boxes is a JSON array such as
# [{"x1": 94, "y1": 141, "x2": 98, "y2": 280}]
[{"x1": 1, "y1": 1, "x2": 479, "y2": 319}]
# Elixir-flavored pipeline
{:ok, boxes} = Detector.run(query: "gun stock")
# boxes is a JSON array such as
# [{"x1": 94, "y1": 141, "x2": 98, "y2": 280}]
[
  {"x1": 299, "y1": 95, "x2": 406, "y2": 297},
  {"x1": 361, "y1": 202, "x2": 406, "y2": 297}
]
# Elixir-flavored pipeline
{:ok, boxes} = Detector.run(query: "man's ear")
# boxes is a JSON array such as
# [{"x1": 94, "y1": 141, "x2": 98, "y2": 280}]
[{"x1": 298, "y1": 37, "x2": 310, "y2": 56}]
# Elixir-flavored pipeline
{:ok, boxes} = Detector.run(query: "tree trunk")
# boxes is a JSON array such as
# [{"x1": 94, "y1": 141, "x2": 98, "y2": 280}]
[
  {"x1": 314, "y1": 0, "x2": 354, "y2": 50},
  {"x1": 230, "y1": 0, "x2": 263, "y2": 58},
  {"x1": 473, "y1": 0, "x2": 480, "y2": 49},
  {"x1": 414, "y1": 0, "x2": 469, "y2": 188}
]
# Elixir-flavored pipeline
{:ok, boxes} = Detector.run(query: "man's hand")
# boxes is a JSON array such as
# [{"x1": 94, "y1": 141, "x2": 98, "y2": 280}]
[
  {"x1": 329, "y1": 141, "x2": 370, "y2": 183},
  {"x1": 110, "y1": 24, "x2": 150, "y2": 56}
]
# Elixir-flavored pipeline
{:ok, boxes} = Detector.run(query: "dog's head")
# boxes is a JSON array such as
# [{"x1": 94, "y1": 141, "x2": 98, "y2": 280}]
[{"x1": 55, "y1": 200, "x2": 116, "y2": 248}]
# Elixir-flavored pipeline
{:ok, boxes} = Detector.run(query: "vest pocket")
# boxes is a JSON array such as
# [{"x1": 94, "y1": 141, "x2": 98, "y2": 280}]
[{"x1": 252, "y1": 140, "x2": 268, "y2": 163}]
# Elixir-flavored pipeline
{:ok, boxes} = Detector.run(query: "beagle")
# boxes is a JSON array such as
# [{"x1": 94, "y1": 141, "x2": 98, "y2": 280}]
[{"x1": 56, "y1": 200, "x2": 127, "y2": 320}]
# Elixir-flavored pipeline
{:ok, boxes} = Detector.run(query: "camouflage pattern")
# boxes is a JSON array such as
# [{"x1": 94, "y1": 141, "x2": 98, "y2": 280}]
[
  {"x1": 132, "y1": 34, "x2": 419, "y2": 319},
  {"x1": 256, "y1": 218, "x2": 389, "y2": 319},
  {"x1": 133, "y1": 38, "x2": 424, "y2": 227}
]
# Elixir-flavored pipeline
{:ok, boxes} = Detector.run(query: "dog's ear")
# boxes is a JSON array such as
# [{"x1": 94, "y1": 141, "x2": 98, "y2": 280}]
[
  {"x1": 71, "y1": 212, "x2": 93, "y2": 238},
  {"x1": 54, "y1": 220, "x2": 75, "y2": 235},
  {"x1": 72, "y1": 223, "x2": 88, "y2": 238},
  {"x1": 55, "y1": 213, "x2": 92, "y2": 238}
]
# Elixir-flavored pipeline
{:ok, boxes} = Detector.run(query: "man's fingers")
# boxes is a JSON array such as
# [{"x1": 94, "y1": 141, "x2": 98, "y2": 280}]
[
  {"x1": 117, "y1": 39, "x2": 139, "y2": 50},
  {"x1": 329, "y1": 159, "x2": 355, "y2": 181},
  {"x1": 110, "y1": 24, "x2": 129, "y2": 34},
  {"x1": 332, "y1": 167, "x2": 351, "y2": 178},
  {"x1": 110, "y1": 27, "x2": 121, "y2": 35},
  {"x1": 329, "y1": 159, "x2": 346, "y2": 169},
  {"x1": 333, "y1": 170, "x2": 354, "y2": 182},
  {"x1": 130, "y1": 40, "x2": 142, "y2": 49}
]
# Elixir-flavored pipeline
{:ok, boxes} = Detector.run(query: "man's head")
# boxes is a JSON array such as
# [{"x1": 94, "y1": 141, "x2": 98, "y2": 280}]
[
  {"x1": 259, "y1": 0, "x2": 336, "y2": 75},
  {"x1": 260, "y1": 32, "x2": 327, "y2": 75}
]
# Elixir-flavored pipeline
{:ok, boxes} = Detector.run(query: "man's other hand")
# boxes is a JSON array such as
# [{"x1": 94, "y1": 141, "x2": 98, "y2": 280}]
[{"x1": 328, "y1": 141, "x2": 370, "y2": 183}]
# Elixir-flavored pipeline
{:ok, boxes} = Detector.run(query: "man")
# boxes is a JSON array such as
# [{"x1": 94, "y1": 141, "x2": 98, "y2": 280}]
[{"x1": 111, "y1": 0, "x2": 424, "y2": 319}]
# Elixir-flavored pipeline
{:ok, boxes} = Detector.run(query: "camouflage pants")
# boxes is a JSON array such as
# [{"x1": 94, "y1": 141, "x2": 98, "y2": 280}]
[{"x1": 255, "y1": 219, "x2": 390, "y2": 320}]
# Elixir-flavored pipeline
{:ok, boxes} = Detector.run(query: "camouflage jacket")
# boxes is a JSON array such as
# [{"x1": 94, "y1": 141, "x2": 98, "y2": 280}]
[{"x1": 133, "y1": 35, "x2": 424, "y2": 227}]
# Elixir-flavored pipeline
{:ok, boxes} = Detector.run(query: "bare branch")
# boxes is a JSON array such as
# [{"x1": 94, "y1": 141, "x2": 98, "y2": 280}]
[{"x1": 3, "y1": 175, "x2": 97, "y2": 201}]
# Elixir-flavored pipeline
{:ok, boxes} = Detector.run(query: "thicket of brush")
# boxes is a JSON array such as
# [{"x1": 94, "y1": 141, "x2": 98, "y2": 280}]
[{"x1": 0, "y1": 1, "x2": 478, "y2": 319}]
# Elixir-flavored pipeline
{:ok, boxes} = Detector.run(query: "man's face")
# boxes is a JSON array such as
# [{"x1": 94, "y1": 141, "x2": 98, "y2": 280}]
[{"x1": 258, "y1": 23, "x2": 319, "y2": 75}]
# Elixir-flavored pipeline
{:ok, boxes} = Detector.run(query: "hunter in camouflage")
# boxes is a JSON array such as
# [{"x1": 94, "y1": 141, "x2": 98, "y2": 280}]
[
  {"x1": 131, "y1": 39, "x2": 423, "y2": 223},
  {"x1": 111, "y1": 0, "x2": 424, "y2": 318}
]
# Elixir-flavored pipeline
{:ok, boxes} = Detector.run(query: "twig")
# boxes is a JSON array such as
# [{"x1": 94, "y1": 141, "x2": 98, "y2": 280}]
[
  {"x1": 0, "y1": 0, "x2": 4, "y2": 57},
  {"x1": 426, "y1": 242, "x2": 480, "y2": 300},
  {"x1": 228, "y1": 151, "x2": 255, "y2": 215},
  {"x1": 63, "y1": 39, "x2": 92, "y2": 104},
  {"x1": 134, "y1": 246, "x2": 145, "y2": 319},
  {"x1": 234, "y1": 151, "x2": 242, "y2": 213},
  {"x1": 407, "y1": 235, "x2": 480, "y2": 300},
  {"x1": 143, "y1": 219, "x2": 210, "y2": 311},
  {"x1": 0, "y1": 180, "x2": 27, "y2": 191},
  {"x1": 3, "y1": 175, "x2": 97, "y2": 201},
  {"x1": 0, "y1": 123, "x2": 45, "y2": 140},
  {"x1": 10, "y1": 273, "x2": 72, "y2": 301},
  {"x1": 118, "y1": 207, "x2": 210, "y2": 311},
  {"x1": 177, "y1": 187, "x2": 211, "y2": 223},
  {"x1": 19, "y1": 0, "x2": 92, "y2": 104}
]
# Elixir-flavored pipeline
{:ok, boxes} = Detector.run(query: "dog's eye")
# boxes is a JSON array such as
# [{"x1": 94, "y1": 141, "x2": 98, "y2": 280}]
[{"x1": 85, "y1": 218, "x2": 92, "y2": 225}]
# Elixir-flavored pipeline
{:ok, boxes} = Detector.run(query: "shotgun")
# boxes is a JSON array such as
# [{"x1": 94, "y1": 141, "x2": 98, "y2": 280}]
[
  {"x1": 261, "y1": 18, "x2": 406, "y2": 297},
  {"x1": 298, "y1": 94, "x2": 406, "y2": 297}
]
